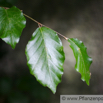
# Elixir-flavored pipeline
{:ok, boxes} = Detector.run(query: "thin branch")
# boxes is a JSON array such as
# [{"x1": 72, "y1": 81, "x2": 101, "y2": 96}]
[
  {"x1": 0, "y1": 6, "x2": 68, "y2": 40},
  {"x1": 23, "y1": 13, "x2": 42, "y2": 25},
  {"x1": 23, "y1": 13, "x2": 68, "y2": 40},
  {"x1": 44, "y1": 26, "x2": 68, "y2": 40}
]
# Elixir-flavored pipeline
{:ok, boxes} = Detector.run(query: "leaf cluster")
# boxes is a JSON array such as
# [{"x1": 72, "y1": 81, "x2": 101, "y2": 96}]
[{"x1": 0, "y1": 6, "x2": 92, "y2": 93}]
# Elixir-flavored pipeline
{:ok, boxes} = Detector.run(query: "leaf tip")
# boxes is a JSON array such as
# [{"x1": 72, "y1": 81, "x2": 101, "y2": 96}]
[{"x1": 86, "y1": 80, "x2": 90, "y2": 86}]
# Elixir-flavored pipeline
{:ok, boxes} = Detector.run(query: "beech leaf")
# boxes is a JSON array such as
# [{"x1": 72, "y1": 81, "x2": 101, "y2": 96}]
[
  {"x1": 25, "y1": 27, "x2": 65, "y2": 93},
  {"x1": 0, "y1": 6, "x2": 26, "y2": 49},
  {"x1": 68, "y1": 38, "x2": 92, "y2": 85}
]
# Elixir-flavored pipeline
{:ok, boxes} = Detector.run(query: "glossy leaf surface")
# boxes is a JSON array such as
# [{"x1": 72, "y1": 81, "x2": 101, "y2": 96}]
[
  {"x1": 25, "y1": 27, "x2": 65, "y2": 93},
  {"x1": 0, "y1": 6, "x2": 26, "y2": 49},
  {"x1": 68, "y1": 38, "x2": 92, "y2": 85}
]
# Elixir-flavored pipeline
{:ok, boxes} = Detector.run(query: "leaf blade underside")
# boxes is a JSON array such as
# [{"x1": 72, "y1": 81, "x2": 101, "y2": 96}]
[
  {"x1": 25, "y1": 27, "x2": 65, "y2": 93},
  {"x1": 68, "y1": 38, "x2": 92, "y2": 85}
]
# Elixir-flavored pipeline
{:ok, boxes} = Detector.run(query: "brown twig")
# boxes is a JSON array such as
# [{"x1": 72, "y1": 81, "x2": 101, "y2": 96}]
[
  {"x1": 1, "y1": 6, "x2": 68, "y2": 40},
  {"x1": 23, "y1": 13, "x2": 68, "y2": 40}
]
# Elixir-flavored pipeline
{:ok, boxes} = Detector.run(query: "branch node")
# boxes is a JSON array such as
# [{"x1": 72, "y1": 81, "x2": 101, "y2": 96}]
[{"x1": 38, "y1": 23, "x2": 43, "y2": 28}]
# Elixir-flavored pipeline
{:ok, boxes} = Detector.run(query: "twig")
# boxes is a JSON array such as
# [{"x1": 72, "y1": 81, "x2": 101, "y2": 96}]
[
  {"x1": 1, "y1": 6, "x2": 68, "y2": 40},
  {"x1": 23, "y1": 13, "x2": 68, "y2": 40}
]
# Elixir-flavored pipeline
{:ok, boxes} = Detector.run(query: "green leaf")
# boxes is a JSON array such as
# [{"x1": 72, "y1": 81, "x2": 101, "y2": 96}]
[
  {"x1": 0, "y1": 6, "x2": 26, "y2": 49},
  {"x1": 68, "y1": 38, "x2": 92, "y2": 85},
  {"x1": 25, "y1": 27, "x2": 65, "y2": 93}
]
